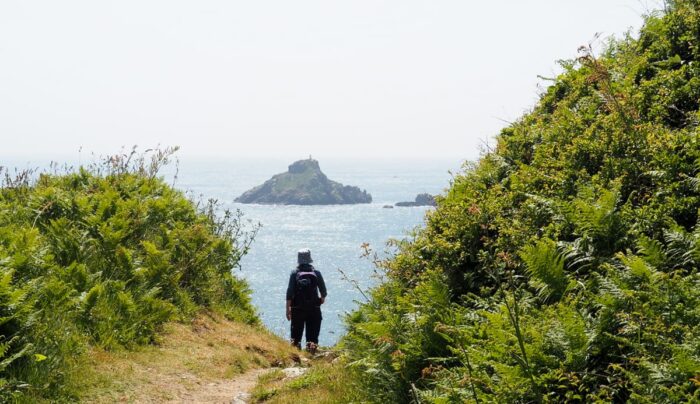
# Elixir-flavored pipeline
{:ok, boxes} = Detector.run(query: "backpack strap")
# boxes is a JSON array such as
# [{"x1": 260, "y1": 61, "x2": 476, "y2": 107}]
[{"x1": 296, "y1": 271, "x2": 318, "y2": 281}]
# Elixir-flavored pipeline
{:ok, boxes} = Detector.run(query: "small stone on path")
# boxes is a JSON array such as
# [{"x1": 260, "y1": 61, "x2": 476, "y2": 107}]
[
  {"x1": 282, "y1": 366, "x2": 307, "y2": 379},
  {"x1": 231, "y1": 392, "x2": 251, "y2": 404}
]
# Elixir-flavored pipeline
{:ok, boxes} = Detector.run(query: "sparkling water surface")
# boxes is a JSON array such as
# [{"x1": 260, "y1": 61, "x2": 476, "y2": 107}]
[{"x1": 175, "y1": 157, "x2": 458, "y2": 345}]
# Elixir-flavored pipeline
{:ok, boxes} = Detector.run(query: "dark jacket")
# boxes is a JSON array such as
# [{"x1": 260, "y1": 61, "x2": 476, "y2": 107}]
[{"x1": 286, "y1": 264, "x2": 327, "y2": 307}]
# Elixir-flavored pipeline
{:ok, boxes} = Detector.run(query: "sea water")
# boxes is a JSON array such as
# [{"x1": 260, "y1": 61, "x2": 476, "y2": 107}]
[{"x1": 175, "y1": 157, "x2": 460, "y2": 345}]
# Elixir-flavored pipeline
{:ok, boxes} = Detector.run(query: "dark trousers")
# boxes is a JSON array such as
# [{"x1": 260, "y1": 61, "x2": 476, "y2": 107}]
[{"x1": 290, "y1": 306, "x2": 322, "y2": 345}]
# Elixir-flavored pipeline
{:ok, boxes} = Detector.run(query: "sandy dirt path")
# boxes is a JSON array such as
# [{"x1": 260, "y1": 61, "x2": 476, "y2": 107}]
[
  {"x1": 174, "y1": 367, "x2": 269, "y2": 404},
  {"x1": 81, "y1": 315, "x2": 304, "y2": 403},
  {"x1": 179, "y1": 366, "x2": 307, "y2": 403}
]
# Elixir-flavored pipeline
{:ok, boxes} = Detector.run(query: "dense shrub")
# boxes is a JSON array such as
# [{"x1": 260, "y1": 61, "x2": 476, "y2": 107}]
[
  {"x1": 343, "y1": 1, "x2": 700, "y2": 402},
  {"x1": 0, "y1": 148, "x2": 257, "y2": 401}
]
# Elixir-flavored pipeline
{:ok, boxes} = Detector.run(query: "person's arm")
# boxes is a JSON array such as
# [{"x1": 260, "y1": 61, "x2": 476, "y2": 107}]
[
  {"x1": 286, "y1": 272, "x2": 295, "y2": 321},
  {"x1": 316, "y1": 271, "x2": 327, "y2": 304}
]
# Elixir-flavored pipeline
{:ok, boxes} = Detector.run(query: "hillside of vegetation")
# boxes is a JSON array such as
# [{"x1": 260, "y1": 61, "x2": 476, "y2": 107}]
[
  {"x1": 340, "y1": 1, "x2": 700, "y2": 402},
  {"x1": 0, "y1": 149, "x2": 259, "y2": 401}
]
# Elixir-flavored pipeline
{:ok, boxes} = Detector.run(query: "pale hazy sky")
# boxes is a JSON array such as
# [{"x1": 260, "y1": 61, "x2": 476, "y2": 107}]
[{"x1": 0, "y1": 1, "x2": 656, "y2": 160}]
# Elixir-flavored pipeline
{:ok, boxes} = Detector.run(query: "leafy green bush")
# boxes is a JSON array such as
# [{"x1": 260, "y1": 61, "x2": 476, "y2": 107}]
[
  {"x1": 0, "y1": 148, "x2": 258, "y2": 401},
  {"x1": 343, "y1": 1, "x2": 700, "y2": 402}
]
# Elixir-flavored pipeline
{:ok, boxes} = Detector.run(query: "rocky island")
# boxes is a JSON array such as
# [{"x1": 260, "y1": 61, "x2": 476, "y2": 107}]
[
  {"x1": 395, "y1": 193, "x2": 437, "y2": 207},
  {"x1": 235, "y1": 158, "x2": 372, "y2": 205}
]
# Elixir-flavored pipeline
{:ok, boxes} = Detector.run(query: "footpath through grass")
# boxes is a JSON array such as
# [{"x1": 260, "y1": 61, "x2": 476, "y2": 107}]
[{"x1": 79, "y1": 312, "x2": 301, "y2": 403}]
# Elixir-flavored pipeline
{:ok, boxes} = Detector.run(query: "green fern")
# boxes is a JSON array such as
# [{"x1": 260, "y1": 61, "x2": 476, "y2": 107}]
[
  {"x1": 636, "y1": 235, "x2": 666, "y2": 269},
  {"x1": 520, "y1": 238, "x2": 570, "y2": 303}
]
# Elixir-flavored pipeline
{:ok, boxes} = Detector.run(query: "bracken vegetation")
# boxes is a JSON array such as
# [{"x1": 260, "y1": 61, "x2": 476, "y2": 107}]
[
  {"x1": 0, "y1": 147, "x2": 258, "y2": 402},
  {"x1": 341, "y1": 1, "x2": 700, "y2": 402}
]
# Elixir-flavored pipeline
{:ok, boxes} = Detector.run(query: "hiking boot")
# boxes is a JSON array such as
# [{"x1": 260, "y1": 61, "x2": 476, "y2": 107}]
[
  {"x1": 291, "y1": 340, "x2": 301, "y2": 350},
  {"x1": 306, "y1": 342, "x2": 318, "y2": 354}
]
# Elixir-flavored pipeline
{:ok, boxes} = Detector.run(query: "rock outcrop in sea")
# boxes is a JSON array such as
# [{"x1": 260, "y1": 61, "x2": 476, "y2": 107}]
[
  {"x1": 235, "y1": 159, "x2": 372, "y2": 205},
  {"x1": 395, "y1": 193, "x2": 437, "y2": 207}
]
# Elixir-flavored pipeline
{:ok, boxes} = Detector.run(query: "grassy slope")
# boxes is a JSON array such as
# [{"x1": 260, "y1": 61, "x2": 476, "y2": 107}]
[
  {"x1": 80, "y1": 312, "x2": 300, "y2": 403},
  {"x1": 250, "y1": 356, "x2": 361, "y2": 403},
  {"x1": 272, "y1": 169, "x2": 326, "y2": 193}
]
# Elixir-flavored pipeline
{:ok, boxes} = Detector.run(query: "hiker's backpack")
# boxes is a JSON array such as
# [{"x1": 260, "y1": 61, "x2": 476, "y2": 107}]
[{"x1": 295, "y1": 269, "x2": 319, "y2": 307}]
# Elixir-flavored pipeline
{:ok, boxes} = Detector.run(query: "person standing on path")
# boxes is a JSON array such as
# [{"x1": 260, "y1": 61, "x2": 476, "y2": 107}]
[{"x1": 286, "y1": 248, "x2": 327, "y2": 354}]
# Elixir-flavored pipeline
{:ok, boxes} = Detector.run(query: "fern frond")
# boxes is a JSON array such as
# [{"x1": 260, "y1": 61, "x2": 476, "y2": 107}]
[
  {"x1": 636, "y1": 235, "x2": 666, "y2": 269},
  {"x1": 520, "y1": 238, "x2": 569, "y2": 303},
  {"x1": 664, "y1": 228, "x2": 696, "y2": 269},
  {"x1": 560, "y1": 238, "x2": 596, "y2": 273}
]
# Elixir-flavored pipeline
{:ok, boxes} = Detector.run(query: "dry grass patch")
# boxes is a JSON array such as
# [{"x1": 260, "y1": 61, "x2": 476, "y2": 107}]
[
  {"x1": 250, "y1": 356, "x2": 361, "y2": 404},
  {"x1": 78, "y1": 312, "x2": 300, "y2": 403}
]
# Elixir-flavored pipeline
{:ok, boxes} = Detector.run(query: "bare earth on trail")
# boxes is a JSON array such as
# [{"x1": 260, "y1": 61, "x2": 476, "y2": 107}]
[
  {"x1": 188, "y1": 367, "x2": 269, "y2": 404},
  {"x1": 80, "y1": 313, "x2": 302, "y2": 403}
]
